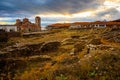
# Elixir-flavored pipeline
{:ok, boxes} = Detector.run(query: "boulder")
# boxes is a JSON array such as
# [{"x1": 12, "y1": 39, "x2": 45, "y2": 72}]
[{"x1": 40, "y1": 41, "x2": 61, "y2": 53}]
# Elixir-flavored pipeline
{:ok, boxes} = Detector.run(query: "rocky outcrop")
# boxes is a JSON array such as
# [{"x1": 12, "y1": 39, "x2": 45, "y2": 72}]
[
  {"x1": 59, "y1": 56, "x2": 79, "y2": 64},
  {"x1": 28, "y1": 55, "x2": 52, "y2": 62},
  {"x1": 101, "y1": 30, "x2": 120, "y2": 43},
  {"x1": 0, "y1": 41, "x2": 61, "y2": 58},
  {"x1": 40, "y1": 41, "x2": 61, "y2": 53},
  {"x1": 0, "y1": 42, "x2": 44, "y2": 58},
  {"x1": 74, "y1": 41, "x2": 86, "y2": 53},
  {"x1": 70, "y1": 41, "x2": 86, "y2": 55},
  {"x1": 62, "y1": 38, "x2": 77, "y2": 45}
]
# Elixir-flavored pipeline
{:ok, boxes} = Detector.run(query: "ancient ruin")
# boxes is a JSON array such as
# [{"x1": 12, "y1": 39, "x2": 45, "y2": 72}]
[{"x1": 15, "y1": 16, "x2": 41, "y2": 33}]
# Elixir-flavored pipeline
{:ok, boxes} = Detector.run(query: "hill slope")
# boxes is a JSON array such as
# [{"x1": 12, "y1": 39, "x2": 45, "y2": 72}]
[{"x1": 0, "y1": 29, "x2": 120, "y2": 80}]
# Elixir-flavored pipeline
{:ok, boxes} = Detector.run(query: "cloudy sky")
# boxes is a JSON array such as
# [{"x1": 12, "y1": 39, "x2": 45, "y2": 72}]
[{"x1": 0, "y1": 0, "x2": 120, "y2": 27}]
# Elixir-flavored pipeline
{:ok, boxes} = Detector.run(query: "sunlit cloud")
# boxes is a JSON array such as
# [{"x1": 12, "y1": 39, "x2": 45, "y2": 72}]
[
  {"x1": 72, "y1": 11, "x2": 93, "y2": 17},
  {"x1": 0, "y1": 17, "x2": 14, "y2": 21},
  {"x1": 0, "y1": 0, "x2": 120, "y2": 26},
  {"x1": 104, "y1": 0, "x2": 120, "y2": 11},
  {"x1": 36, "y1": 11, "x2": 94, "y2": 18},
  {"x1": 35, "y1": 14, "x2": 72, "y2": 18}
]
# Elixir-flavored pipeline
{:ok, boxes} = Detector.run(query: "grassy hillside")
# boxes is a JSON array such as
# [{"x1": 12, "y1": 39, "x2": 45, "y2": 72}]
[{"x1": 0, "y1": 28, "x2": 120, "y2": 80}]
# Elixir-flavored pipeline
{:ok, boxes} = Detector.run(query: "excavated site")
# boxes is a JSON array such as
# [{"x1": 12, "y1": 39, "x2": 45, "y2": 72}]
[{"x1": 0, "y1": 28, "x2": 120, "y2": 80}]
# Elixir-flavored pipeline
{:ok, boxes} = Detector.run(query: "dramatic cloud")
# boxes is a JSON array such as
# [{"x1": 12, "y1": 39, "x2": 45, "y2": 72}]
[
  {"x1": 95, "y1": 8, "x2": 120, "y2": 20},
  {"x1": 0, "y1": 0, "x2": 120, "y2": 26},
  {"x1": 0, "y1": 0, "x2": 104, "y2": 17}
]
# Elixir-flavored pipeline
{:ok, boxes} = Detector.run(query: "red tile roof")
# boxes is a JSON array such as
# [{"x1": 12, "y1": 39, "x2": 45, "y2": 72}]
[
  {"x1": 48, "y1": 23, "x2": 71, "y2": 27},
  {"x1": 73, "y1": 21, "x2": 120, "y2": 25},
  {"x1": 72, "y1": 22, "x2": 91, "y2": 25},
  {"x1": 92, "y1": 21, "x2": 106, "y2": 24},
  {"x1": 106, "y1": 22, "x2": 120, "y2": 25}
]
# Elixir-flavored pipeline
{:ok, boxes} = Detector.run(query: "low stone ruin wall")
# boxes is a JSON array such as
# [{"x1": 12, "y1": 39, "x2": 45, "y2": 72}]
[{"x1": 7, "y1": 32, "x2": 21, "y2": 37}]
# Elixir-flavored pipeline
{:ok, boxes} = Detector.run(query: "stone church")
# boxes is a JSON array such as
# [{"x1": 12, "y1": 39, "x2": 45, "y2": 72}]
[{"x1": 15, "y1": 16, "x2": 41, "y2": 33}]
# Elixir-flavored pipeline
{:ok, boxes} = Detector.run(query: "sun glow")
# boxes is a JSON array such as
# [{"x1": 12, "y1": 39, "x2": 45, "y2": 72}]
[
  {"x1": 35, "y1": 14, "x2": 71, "y2": 18},
  {"x1": 35, "y1": 11, "x2": 94, "y2": 18},
  {"x1": 73, "y1": 11, "x2": 93, "y2": 17}
]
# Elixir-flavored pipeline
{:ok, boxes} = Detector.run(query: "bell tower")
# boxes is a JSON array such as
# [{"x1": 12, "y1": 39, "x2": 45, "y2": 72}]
[{"x1": 35, "y1": 16, "x2": 41, "y2": 29}]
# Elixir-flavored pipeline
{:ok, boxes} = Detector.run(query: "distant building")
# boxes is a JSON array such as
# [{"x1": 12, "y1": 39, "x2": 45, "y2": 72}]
[
  {"x1": 0, "y1": 25, "x2": 17, "y2": 32},
  {"x1": 46, "y1": 19, "x2": 120, "y2": 30},
  {"x1": 69, "y1": 21, "x2": 120, "y2": 29},
  {"x1": 15, "y1": 16, "x2": 41, "y2": 33},
  {"x1": 106, "y1": 22, "x2": 120, "y2": 29},
  {"x1": 46, "y1": 23, "x2": 71, "y2": 30},
  {"x1": 69, "y1": 22, "x2": 91, "y2": 29},
  {"x1": 92, "y1": 21, "x2": 106, "y2": 28}
]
